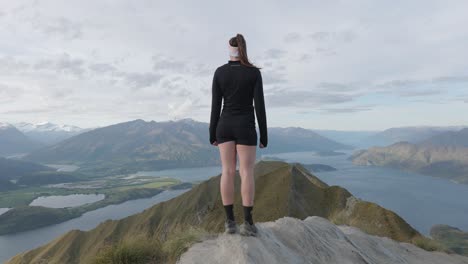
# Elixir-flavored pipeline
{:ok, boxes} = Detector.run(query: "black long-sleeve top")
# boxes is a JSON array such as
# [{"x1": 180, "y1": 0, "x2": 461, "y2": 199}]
[{"x1": 209, "y1": 60, "x2": 268, "y2": 147}]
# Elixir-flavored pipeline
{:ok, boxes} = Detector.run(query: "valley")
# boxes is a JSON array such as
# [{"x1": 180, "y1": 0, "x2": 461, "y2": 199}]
[{"x1": 0, "y1": 172, "x2": 184, "y2": 235}]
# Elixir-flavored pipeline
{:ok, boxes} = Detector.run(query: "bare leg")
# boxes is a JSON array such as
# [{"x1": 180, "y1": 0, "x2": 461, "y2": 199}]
[
  {"x1": 218, "y1": 141, "x2": 237, "y2": 205},
  {"x1": 236, "y1": 144, "x2": 256, "y2": 206}
]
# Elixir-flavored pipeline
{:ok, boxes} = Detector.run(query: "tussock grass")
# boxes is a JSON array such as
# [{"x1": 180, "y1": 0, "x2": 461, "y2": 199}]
[
  {"x1": 92, "y1": 227, "x2": 210, "y2": 264},
  {"x1": 92, "y1": 233, "x2": 163, "y2": 264},
  {"x1": 411, "y1": 235, "x2": 451, "y2": 253}
]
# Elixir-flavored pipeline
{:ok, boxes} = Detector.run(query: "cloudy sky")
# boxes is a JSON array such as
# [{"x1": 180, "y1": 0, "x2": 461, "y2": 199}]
[{"x1": 1, "y1": 0, "x2": 467, "y2": 130}]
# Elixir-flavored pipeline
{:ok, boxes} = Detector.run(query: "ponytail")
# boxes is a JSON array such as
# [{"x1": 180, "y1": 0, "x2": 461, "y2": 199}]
[{"x1": 229, "y1": 34, "x2": 261, "y2": 69}]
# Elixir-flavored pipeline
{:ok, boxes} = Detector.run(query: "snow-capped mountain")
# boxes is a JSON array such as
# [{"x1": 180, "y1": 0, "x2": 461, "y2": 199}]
[
  {"x1": 12, "y1": 122, "x2": 91, "y2": 145},
  {"x1": 14, "y1": 122, "x2": 83, "y2": 133},
  {"x1": 0, "y1": 122, "x2": 16, "y2": 130}
]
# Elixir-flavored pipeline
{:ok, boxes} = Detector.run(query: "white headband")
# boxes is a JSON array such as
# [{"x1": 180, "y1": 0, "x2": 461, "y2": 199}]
[{"x1": 228, "y1": 44, "x2": 239, "y2": 57}]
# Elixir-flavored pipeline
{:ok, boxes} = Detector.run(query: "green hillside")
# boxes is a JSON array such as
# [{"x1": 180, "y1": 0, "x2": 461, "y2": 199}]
[
  {"x1": 431, "y1": 224, "x2": 468, "y2": 256},
  {"x1": 350, "y1": 142, "x2": 468, "y2": 184},
  {"x1": 7, "y1": 160, "x2": 441, "y2": 264}
]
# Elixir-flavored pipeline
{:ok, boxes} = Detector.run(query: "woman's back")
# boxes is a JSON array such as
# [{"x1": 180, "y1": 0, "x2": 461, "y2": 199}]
[
  {"x1": 215, "y1": 60, "x2": 260, "y2": 116},
  {"x1": 209, "y1": 59, "x2": 268, "y2": 147}
]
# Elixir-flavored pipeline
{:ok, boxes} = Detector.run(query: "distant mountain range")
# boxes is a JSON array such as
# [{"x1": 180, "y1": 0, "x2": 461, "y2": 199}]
[
  {"x1": 422, "y1": 128, "x2": 468, "y2": 147},
  {"x1": 23, "y1": 119, "x2": 219, "y2": 174},
  {"x1": 13, "y1": 122, "x2": 91, "y2": 145},
  {"x1": 313, "y1": 129, "x2": 377, "y2": 147},
  {"x1": 0, "y1": 121, "x2": 92, "y2": 156},
  {"x1": 6, "y1": 160, "x2": 443, "y2": 264},
  {"x1": 356, "y1": 126, "x2": 465, "y2": 148},
  {"x1": 267, "y1": 126, "x2": 352, "y2": 153},
  {"x1": 350, "y1": 128, "x2": 468, "y2": 184},
  {"x1": 22, "y1": 119, "x2": 351, "y2": 175}
]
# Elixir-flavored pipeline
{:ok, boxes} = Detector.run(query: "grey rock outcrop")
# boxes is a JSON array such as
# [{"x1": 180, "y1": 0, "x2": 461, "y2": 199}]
[{"x1": 178, "y1": 216, "x2": 468, "y2": 264}]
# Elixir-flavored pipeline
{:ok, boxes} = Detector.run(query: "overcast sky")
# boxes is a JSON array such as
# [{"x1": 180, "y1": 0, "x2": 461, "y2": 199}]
[{"x1": 1, "y1": 0, "x2": 467, "y2": 130}]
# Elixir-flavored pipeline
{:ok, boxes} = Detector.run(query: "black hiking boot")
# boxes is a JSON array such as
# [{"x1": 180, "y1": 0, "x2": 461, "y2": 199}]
[
  {"x1": 239, "y1": 221, "x2": 258, "y2": 236},
  {"x1": 224, "y1": 219, "x2": 238, "y2": 234}
]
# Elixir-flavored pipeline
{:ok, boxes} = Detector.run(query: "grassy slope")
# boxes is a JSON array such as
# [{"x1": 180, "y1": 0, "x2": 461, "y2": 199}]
[
  {"x1": 7, "y1": 160, "x2": 441, "y2": 264},
  {"x1": 431, "y1": 224, "x2": 468, "y2": 256}
]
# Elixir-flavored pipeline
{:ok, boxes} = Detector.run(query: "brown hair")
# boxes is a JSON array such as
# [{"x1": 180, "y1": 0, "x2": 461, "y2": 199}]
[{"x1": 229, "y1": 33, "x2": 261, "y2": 69}]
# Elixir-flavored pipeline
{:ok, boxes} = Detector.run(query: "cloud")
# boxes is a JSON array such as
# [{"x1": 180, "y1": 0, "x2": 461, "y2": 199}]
[
  {"x1": 152, "y1": 55, "x2": 187, "y2": 73},
  {"x1": 0, "y1": 56, "x2": 30, "y2": 73},
  {"x1": 309, "y1": 31, "x2": 330, "y2": 41},
  {"x1": 315, "y1": 82, "x2": 356, "y2": 92},
  {"x1": 161, "y1": 15, "x2": 189, "y2": 34},
  {"x1": 283, "y1": 32, "x2": 302, "y2": 43},
  {"x1": 168, "y1": 97, "x2": 197, "y2": 120},
  {"x1": 262, "y1": 68, "x2": 288, "y2": 85},
  {"x1": 34, "y1": 53, "x2": 86, "y2": 78},
  {"x1": 39, "y1": 17, "x2": 83, "y2": 40},
  {"x1": 89, "y1": 63, "x2": 118, "y2": 75},
  {"x1": 266, "y1": 89, "x2": 355, "y2": 107},
  {"x1": 396, "y1": 89, "x2": 441, "y2": 97},
  {"x1": 375, "y1": 75, "x2": 468, "y2": 98},
  {"x1": 297, "y1": 53, "x2": 312, "y2": 62},
  {"x1": 308, "y1": 30, "x2": 357, "y2": 43},
  {"x1": 0, "y1": 83, "x2": 25, "y2": 103},
  {"x1": 123, "y1": 72, "x2": 163, "y2": 90},
  {"x1": 433, "y1": 75, "x2": 468, "y2": 84},
  {"x1": 318, "y1": 106, "x2": 373, "y2": 114},
  {"x1": 1, "y1": 1, "x2": 467, "y2": 129},
  {"x1": 263, "y1": 48, "x2": 287, "y2": 59}
]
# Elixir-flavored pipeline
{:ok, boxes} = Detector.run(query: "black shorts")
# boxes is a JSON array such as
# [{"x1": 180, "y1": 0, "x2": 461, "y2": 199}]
[{"x1": 216, "y1": 114, "x2": 257, "y2": 146}]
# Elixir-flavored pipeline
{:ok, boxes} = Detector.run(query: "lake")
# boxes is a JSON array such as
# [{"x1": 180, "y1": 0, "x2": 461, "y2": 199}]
[
  {"x1": 1, "y1": 153, "x2": 468, "y2": 262},
  {"x1": 127, "y1": 165, "x2": 222, "y2": 182},
  {"x1": 29, "y1": 193, "x2": 106, "y2": 208},
  {"x1": 0, "y1": 189, "x2": 189, "y2": 263},
  {"x1": 41, "y1": 155, "x2": 468, "y2": 235},
  {"x1": 268, "y1": 150, "x2": 468, "y2": 235}
]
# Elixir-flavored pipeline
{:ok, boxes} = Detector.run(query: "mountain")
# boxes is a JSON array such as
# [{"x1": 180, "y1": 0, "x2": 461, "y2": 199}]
[
  {"x1": 358, "y1": 126, "x2": 465, "y2": 148},
  {"x1": 6, "y1": 160, "x2": 442, "y2": 264},
  {"x1": 0, "y1": 157, "x2": 54, "y2": 181},
  {"x1": 266, "y1": 126, "x2": 352, "y2": 153},
  {"x1": 23, "y1": 119, "x2": 220, "y2": 174},
  {"x1": 349, "y1": 142, "x2": 468, "y2": 184},
  {"x1": 178, "y1": 216, "x2": 468, "y2": 264},
  {"x1": 431, "y1": 224, "x2": 468, "y2": 256},
  {"x1": 423, "y1": 128, "x2": 468, "y2": 147},
  {"x1": 23, "y1": 119, "x2": 350, "y2": 175},
  {"x1": 13, "y1": 122, "x2": 91, "y2": 145},
  {"x1": 313, "y1": 129, "x2": 377, "y2": 147},
  {"x1": 0, "y1": 157, "x2": 68, "y2": 190},
  {"x1": 0, "y1": 123, "x2": 42, "y2": 157}
]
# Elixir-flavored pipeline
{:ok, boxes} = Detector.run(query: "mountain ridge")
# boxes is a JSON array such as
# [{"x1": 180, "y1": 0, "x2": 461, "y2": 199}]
[
  {"x1": 6, "y1": 160, "x2": 440, "y2": 264},
  {"x1": 350, "y1": 141, "x2": 468, "y2": 184},
  {"x1": 21, "y1": 119, "x2": 351, "y2": 176}
]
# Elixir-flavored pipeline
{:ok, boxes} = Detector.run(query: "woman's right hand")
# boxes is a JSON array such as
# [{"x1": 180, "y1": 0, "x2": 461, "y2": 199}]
[{"x1": 211, "y1": 141, "x2": 218, "y2": 146}]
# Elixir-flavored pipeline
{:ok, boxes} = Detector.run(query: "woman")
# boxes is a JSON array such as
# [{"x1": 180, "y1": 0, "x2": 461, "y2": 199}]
[{"x1": 209, "y1": 33, "x2": 268, "y2": 236}]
